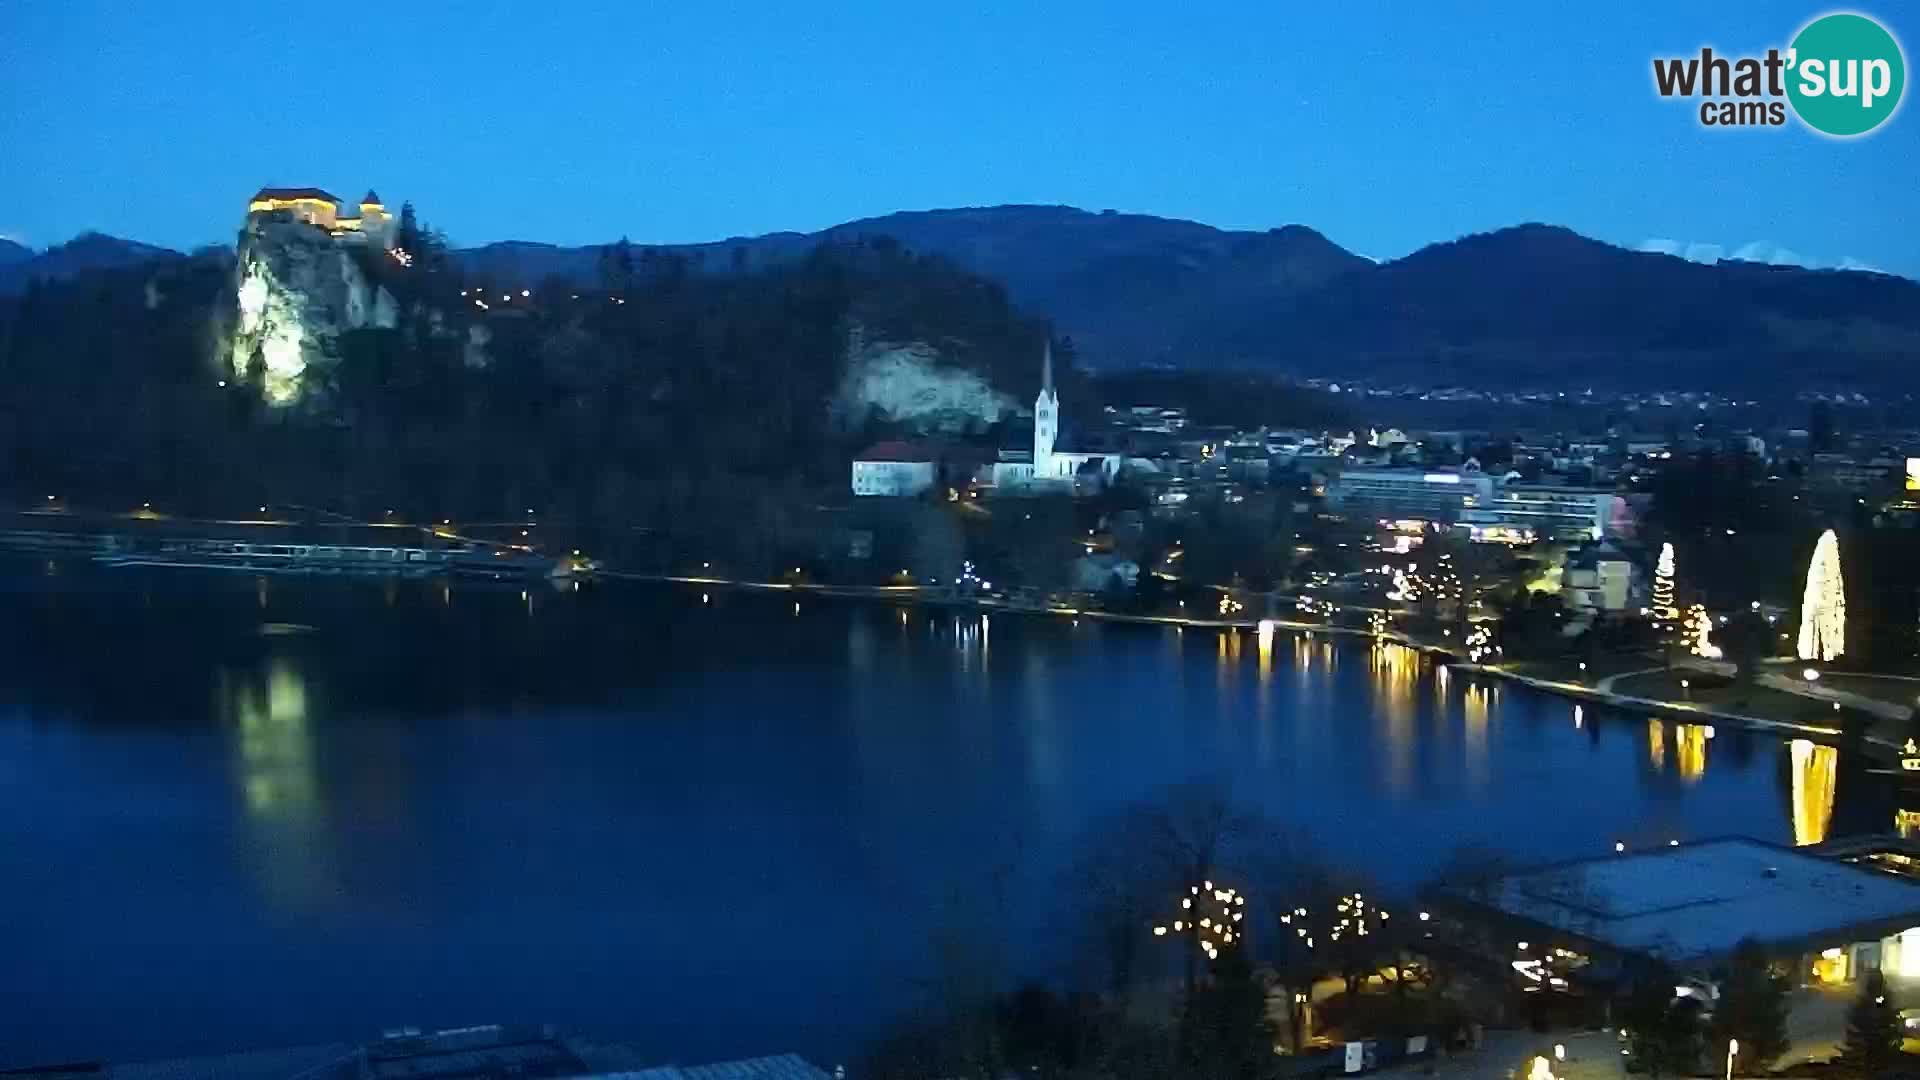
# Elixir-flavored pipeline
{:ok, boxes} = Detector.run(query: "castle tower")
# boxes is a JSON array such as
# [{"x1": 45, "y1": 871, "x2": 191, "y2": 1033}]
[
  {"x1": 358, "y1": 190, "x2": 393, "y2": 247},
  {"x1": 1033, "y1": 339, "x2": 1058, "y2": 478}
]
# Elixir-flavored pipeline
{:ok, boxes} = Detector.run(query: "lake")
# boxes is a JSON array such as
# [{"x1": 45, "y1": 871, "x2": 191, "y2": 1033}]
[{"x1": 0, "y1": 562, "x2": 1889, "y2": 1067}]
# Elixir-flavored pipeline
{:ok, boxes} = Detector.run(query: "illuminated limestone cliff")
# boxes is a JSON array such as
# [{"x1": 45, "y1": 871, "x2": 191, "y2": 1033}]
[
  {"x1": 831, "y1": 325, "x2": 1021, "y2": 434},
  {"x1": 228, "y1": 217, "x2": 398, "y2": 406}
]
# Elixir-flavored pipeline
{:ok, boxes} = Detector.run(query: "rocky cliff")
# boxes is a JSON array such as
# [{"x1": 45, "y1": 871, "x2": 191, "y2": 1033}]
[
  {"x1": 831, "y1": 326, "x2": 1023, "y2": 434},
  {"x1": 228, "y1": 220, "x2": 398, "y2": 406}
]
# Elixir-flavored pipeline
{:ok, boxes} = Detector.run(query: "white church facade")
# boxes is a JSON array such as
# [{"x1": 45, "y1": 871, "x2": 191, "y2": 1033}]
[{"x1": 989, "y1": 343, "x2": 1119, "y2": 491}]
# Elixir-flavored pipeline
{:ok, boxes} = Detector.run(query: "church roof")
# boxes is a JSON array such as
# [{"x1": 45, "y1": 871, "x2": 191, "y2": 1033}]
[
  {"x1": 855, "y1": 440, "x2": 937, "y2": 463},
  {"x1": 361, "y1": 189, "x2": 383, "y2": 205},
  {"x1": 250, "y1": 186, "x2": 342, "y2": 205}
]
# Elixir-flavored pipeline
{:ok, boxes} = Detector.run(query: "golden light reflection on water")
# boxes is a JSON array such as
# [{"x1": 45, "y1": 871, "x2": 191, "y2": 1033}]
[
  {"x1": 1790, "y1": 738, "x2": 1838, "y2": 846},
  {"x1": 1674, "y1": 724, "x2": 1707, "y2": 783},
  {"x1": 1645, "y1": 721, "x2": 1708, "y2": 783},
  {"x1": 1370, "y1": 643, "x2": 1419, "y2": 794},
  {"x1": 1462, "y1": 681, "x2": 1489, "y2": 788}
]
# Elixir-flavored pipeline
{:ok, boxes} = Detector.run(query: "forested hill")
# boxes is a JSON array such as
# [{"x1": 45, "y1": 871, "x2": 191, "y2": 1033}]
[
  {"x1": 0, "y1": 233, "x2": 1055, "y2": 566},
  {"x1": 457, "y1": 205, "x2": 1373, "y2": 370},
  {"x1": 13, "y1": 206, "x2": 1919, "y2": 394}
]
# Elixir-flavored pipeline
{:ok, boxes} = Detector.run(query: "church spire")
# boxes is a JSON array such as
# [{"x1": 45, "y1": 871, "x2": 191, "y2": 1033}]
[{"x1": 1041, "y1": 337, "x2": 1054, "y2": 394}]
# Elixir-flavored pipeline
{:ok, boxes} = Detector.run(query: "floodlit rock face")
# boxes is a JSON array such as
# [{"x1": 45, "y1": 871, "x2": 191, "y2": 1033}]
[
  {"x1": 832, "y1": 327, "x2": 1020, "y2": 434},
  {"x1": 228, "y1": 220, "x2": 398, "y2": 406}
]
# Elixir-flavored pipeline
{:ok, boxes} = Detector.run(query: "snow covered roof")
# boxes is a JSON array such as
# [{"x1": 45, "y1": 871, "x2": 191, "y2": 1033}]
[{"x1": 1446, "y1": 837, "x2": 1920, "y2": 963}]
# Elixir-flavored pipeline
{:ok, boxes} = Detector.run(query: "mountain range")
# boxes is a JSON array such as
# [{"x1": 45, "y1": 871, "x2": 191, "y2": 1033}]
[
  {"x1": 8, "y1": 207, "x2": 1919, "y2": 389},
  {"x1": 456, "y1": 205, "x2": 1920, "y2": 387},
  {"x1": 0, "y1": 232, "x2": 181, "y2": 293}
]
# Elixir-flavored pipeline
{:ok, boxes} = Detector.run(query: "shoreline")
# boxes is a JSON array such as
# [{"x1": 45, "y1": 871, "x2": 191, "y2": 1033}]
[
  {"x1": 608, "y1": 570, "x2": 1899, "y2": 757},
  {"x1": 25, "y1": 550, "x2": 1906, "y2": 763}
]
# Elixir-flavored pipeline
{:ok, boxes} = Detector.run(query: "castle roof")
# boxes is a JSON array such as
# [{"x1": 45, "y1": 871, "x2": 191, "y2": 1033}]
[
  {"x1": 361, "y1": 189, "x2": 383, "y2": 205},
  {"x1": 251, "y1": 186, "x2": 343, "y2": 205}
]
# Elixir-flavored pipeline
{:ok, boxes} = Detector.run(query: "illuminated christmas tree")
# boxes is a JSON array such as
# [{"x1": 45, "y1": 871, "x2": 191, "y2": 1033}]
[
  {"x1": 1686, "y1": 603, "x2": 1721, "y2": 660},
  {"x1": 1651, "y1": 543, "x2": 1679, "y2": 664},
  {"x1": 1652, "y1": 544, "x2": 1677, "y2": 625},
  {"x1": 1797, "y1": 529, "x2": 1846, "y2": 662}
]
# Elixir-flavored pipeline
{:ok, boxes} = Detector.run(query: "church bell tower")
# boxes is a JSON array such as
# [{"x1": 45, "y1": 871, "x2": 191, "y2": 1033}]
[{"x1": 1033, "y1": 339, "x2": 1058, "y2": 478}]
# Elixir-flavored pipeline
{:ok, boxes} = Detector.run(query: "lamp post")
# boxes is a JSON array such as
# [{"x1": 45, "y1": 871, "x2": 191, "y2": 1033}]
[{"x1": 1726, "y1": 1038, "x2": 1738, "y2": 1080}]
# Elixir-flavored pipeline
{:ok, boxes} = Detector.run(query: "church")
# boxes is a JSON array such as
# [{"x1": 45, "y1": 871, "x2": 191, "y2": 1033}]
[{"x1": 988, "y1": 341, "x2": 1120, "y2": 492}]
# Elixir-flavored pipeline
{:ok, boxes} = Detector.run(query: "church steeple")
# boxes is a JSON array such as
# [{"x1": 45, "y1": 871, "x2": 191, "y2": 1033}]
[{"x1": 1033, "y1": 337, "x2": 1059, "y2": 477}]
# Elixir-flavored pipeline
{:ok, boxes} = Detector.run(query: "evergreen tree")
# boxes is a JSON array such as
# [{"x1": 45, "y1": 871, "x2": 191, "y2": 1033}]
[
  {"x1": 1180, "y1": 943, "x2": 1275, "y2": 1080},
  {"x1": 1839, "y1": 967, "x2": 1903, "y2": 1078},
  {"x1": 395, "y1": 201, "x2": 421, "y2": 255},
  {"x1": 1621, "y1": 966, "x2": 1702, "y2": 1078},
  {"x1": 1709, "y1": 939, "x2": 1791, "y2": 1072}
]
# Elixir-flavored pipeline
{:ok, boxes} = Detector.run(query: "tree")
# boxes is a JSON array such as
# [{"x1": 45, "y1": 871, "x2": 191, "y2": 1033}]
[
  {"x1": 1709, "y1": 939, "x2": 1791, "y2": 1073},
  {"x1": 1141, "y1": 780, "x2": 1263, "y2": 1000},
  {"x1": 1839, "y1": 967, "x2": 1902, "y2": 1078},
  {"x1": 1621, "y1": 965, "x2": 1702, "y2": 1078},
  {"x1": 1720, "y1": 610, "x2": 1774, "y2": 684},
  {"x1": 1810, "y1": 400, "x2": 1837, "y2": 454},
  {"x1": 1180, "y1": 942, "x2": 1277, "y2": 1080}
]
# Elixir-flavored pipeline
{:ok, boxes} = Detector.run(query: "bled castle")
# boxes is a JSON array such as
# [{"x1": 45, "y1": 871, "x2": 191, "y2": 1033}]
[{"x1": 246, "y1": 187, "x2": 395, "y2": 247}]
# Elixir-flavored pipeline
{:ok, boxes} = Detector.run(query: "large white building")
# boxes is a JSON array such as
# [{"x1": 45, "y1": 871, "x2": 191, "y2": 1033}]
[
  {"x1": 851, "y1": 441, "x2": 937, "y2": 496},
  {"x1": 1561, "y1": 541, "x2": 1640, "y2": 613},
  {"x1": 1324, "y1": 463, "x2": 1496, "y2": 524},
  {"x1": 990, "y1": 343, "x2": 1120, "y2": 491},
  {"x1": 1460, "y1": 483, "x2": 1621, "y2": 543},
  {"x1": 1327, "y1": 463, "x2": 1623, "y2": 543}
]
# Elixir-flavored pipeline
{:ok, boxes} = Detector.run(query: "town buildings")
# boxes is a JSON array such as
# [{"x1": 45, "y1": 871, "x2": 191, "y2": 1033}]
[{"x1": 1560, "y1": 540, "x2": 1642, "y2": 613}]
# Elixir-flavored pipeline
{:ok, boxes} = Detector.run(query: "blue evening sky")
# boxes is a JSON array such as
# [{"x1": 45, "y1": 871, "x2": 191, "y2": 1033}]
[{"x1": 2, "y1": 1, "x2": 1914, "y2": 275}]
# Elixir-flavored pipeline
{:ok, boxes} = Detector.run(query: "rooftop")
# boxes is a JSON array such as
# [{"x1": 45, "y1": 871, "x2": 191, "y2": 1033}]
[
  {"x1": 854, "y1": 440, "x2": 936, "y2": 463},
  {"x1": 250, "y1": 186, "x2": 343, "y2": 205},
  {"x1": 1446, "y1": 837, "x2": 1920, "y2": 963}
]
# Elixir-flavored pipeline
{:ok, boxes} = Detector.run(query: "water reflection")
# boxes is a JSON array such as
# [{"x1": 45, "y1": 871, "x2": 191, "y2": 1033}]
[
  {"x1": 1462, "y1": 681, "x2": 1490, "y2": 789},
  {"x1": 1790, "y1": 738, "x2": 1838, "y2": 846},
  {"x1": 1370, "y1": 643, "x2": 1420, "y2": 795},
  {"x1": 1674, "y1": 724, "x2": 1708, "y2": 784},
  {"x1": 221, "y1": 657, "x2": 338, "y2": 911}
]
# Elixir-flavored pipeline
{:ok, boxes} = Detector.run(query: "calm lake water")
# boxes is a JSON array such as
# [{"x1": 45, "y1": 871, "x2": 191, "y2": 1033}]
[{"x1": 0, "y1": 562, "x2": 1890, "y2": 1067}]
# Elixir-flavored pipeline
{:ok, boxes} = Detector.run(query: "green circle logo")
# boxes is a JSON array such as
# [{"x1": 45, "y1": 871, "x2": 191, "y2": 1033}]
[{"x1": 1787, "y1": 13, "x2": 1906, "y2": 136}]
